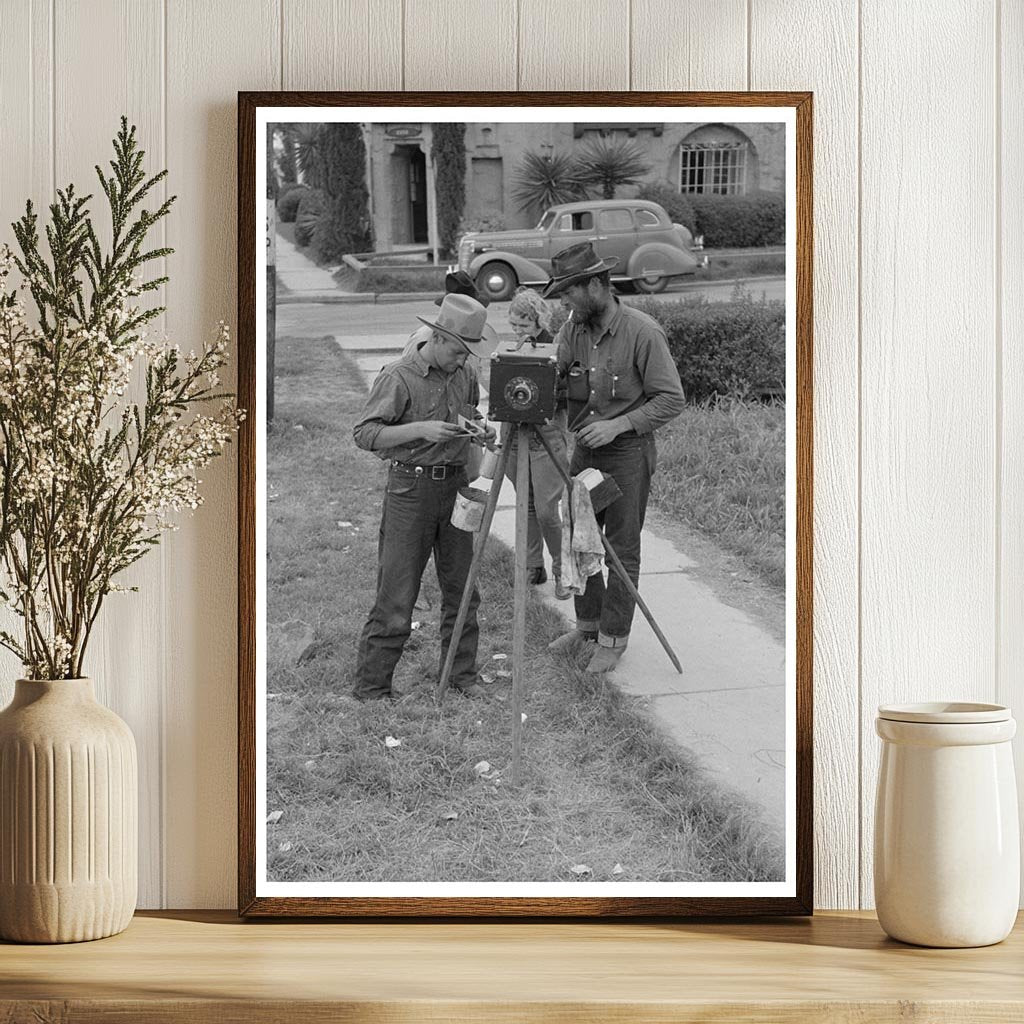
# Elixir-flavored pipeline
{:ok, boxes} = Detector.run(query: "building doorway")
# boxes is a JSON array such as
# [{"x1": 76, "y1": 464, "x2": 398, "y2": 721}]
[{"x1": 390, "y1": 145, "x2": 428, "y2": 244}]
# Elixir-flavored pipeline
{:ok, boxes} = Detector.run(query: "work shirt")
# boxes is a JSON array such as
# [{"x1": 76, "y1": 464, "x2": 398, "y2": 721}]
[
  {"x1": 555, "y1": 298, "x2": 685, "y2": 435},
  {"x1": 353, "y1": 344, "x2": 481, "y2": 466}
]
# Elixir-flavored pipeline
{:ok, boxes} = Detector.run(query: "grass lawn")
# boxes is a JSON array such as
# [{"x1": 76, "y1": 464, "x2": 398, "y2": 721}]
[
  {"x1": 650, "y1": 400, "x2": 786, "y2": 589},
  {"x1": 266, "y1": 336, "x2": 783, "y2": 884}
]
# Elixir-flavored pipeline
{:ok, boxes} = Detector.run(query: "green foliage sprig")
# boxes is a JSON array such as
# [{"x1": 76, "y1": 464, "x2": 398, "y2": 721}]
[{"x1": 0, "y1": 117, "x2": 242, "y2": 679}]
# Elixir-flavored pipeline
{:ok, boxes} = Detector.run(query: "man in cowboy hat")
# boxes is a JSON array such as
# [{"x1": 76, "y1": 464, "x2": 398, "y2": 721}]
[
  {"x1": 403, "y1": 270, "x2": 489, "y2": 357},
  {"x1": 352, "y1": 293, "x2": 499, "y2": 700},
  {"x1": 544, "y1": 241, "x2": 685, "y2": 675}
]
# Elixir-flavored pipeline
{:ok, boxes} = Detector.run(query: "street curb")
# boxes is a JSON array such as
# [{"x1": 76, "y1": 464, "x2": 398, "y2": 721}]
[
  {"x1": 277, "y1": 292, "x2": 368, "y2": 305},
  {"x1": 276, "y1": 277, "x2": 785, "y2": 307}
]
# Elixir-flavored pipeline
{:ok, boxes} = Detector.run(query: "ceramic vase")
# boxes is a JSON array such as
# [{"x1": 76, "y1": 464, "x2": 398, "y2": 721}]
[
  {"x1": 874, "y1": 702, "x2": 1019, "y2": 948},
  {"x1": 0, "y1": 678, "x2": 137, "y2": 943}
]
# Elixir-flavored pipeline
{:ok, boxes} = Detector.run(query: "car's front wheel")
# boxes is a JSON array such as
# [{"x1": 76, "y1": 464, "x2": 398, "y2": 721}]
[{"x1": 476, "y1": 262, "x2": 517, "y2": 302}]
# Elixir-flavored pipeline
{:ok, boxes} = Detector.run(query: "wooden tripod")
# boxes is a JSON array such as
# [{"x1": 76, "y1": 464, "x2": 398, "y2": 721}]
[{"x1": 435, "y1": 422, "x2": 683, "y2": 785}]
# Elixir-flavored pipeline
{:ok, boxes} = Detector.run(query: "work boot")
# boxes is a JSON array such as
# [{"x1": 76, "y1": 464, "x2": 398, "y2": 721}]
[
  {"x1": 453, "y1": 682, "x2": 489, "y2": 699},
  {"x1": 547, "y1": 629, "x2": 597, "y2": 654},
  {"x1": 584, "y1": 645, "x2": 625, "y2": 675},
  {"x1": 527, "y1": 566, "x2": 547, "y2": 585},
  {"x1": 552, "y1": 565, "x2": 571, "y2": 600}
]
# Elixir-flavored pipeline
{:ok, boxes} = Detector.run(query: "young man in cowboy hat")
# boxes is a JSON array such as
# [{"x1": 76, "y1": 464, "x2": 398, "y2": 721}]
[
  {"x1": 352, "y1": 293, "x2": 499, "y2": 700},
  {"x1": 403, "y1": 270, "x2": 489, "y2": 357},
  {"x1": 545, "y1": 241, "x2": 685, "y2": 675}
]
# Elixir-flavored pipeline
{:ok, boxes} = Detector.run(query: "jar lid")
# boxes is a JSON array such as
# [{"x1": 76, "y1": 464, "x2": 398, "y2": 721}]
[{"x1": 877, "y1": 702, "x2": 1011, "y2": 724}]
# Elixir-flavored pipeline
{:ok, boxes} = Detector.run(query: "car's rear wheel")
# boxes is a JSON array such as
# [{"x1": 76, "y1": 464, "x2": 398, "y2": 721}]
[
  {"x1": 632, "y1": 252, "x2": 674, "y2": 294},
  {"x1": 476, "y1": 262, "x2": 517, "y2": 302}
]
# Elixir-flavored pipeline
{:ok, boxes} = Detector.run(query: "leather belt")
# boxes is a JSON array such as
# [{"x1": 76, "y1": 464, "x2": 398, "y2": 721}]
[{"x1": 390, "y1": 461, "x2": 462, "y2": 480}]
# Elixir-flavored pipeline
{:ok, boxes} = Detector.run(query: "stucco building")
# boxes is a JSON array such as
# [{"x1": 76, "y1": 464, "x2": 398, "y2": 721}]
[{"x1": 363, "y1": 120, "x2": 786, "y2": 254}]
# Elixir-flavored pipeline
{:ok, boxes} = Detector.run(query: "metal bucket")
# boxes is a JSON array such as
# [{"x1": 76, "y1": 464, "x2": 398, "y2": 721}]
[
  {"x1": 451, "y1": 486, "x2": 488, "y2": 532},
  {"x1": 478, "y1": 447, "x2": 501, "y2": 480}
]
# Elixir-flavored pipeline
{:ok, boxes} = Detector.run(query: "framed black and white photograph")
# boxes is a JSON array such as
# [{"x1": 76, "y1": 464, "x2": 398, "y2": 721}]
[{"x1": 237, "y1": 91, "x2": 812, "y2": 917}]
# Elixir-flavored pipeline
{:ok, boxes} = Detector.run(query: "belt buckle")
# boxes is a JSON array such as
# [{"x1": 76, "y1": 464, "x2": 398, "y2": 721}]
[{"x1": 430, "y1": 465, "x2": 446, "y2": 480}]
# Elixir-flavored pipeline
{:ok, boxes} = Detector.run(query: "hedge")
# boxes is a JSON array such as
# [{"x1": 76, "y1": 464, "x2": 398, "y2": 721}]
[
  {"x1": 277, "y1": 184, "x2": 309, "y2": 224},
  {"x1": 630, "y1": 295, "x2": 785, "y2": 401},
  {"x1": 690, "y1": 192, "x2": 785, "y2": 248},
  {"x1": 635, "y1": 181, "x2": 697, "y2": 234},
  {"x1": 294, "y1": 188, "x2": 327, "y2": 248}
]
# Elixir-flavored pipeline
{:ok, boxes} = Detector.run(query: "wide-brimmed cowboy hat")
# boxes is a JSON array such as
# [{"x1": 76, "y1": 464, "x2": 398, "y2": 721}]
[
  {"x1": 416, "y1": 293, "x2": 498, "y2": 357},
  {"x1": 434, "y1": 269, "x2": 489, "y2": 307},
  {"x1": 542, "y1": 241, "x2": 619, "y2": 299}
]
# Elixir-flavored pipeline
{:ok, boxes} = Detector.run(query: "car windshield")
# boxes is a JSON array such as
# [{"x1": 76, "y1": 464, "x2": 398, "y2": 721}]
[{"x1": 536, "y1": 210, "x2": 557, "y2": 231}]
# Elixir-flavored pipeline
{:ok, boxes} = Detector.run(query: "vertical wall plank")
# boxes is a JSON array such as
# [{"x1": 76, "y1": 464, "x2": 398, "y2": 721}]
[
  {"x1": 283, "y1": 0, "x2": 402, "y2": 89},
  {"x1": 519, "y1": 0, "x2": 629, "y2": 90},
  {"x1": 632, "y1": 0, "x2": 746, "y2": 90},
  {"x1": 750, "y1": 2, "x2": 860, "y2": 910},
  {"x1": 860, "y1": 0, "x2": 998, "y2": 908},
  {"x1": 0, "y1": 1, "x2": 53, "y2": 694},
  {"x1": 404, "y1": 0, "x2": 516, "y2": 90},
  {"x1": 53, "y1": 0, "x2": 166, "y2": 909},
  {"x1": 1000, "y1": 0, "x2": 1024, "y2": 901},
  {"x1": 164, "y1": 0, "x2": 279, "y2": 908}
]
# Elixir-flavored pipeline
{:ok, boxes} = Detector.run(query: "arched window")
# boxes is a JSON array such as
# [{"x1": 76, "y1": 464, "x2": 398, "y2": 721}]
[{"x1": 679, "y1": 124, "x2": 754, "y2": 195}]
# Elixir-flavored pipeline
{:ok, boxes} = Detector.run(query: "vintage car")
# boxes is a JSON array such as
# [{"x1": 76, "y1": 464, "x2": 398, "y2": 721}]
[{"x1": 456, "y1": 199, "x2": 704, "y2": 302}]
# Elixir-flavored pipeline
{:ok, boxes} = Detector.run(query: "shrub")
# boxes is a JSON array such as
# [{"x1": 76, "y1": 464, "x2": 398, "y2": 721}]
[
  {"x1": 631, "y1": 292, "x2": 785, "y2": 402},
  {"x1": 690, "y1": 191, "x2": 785, "y2": 248},
  {"x1": 635, "y1": 181, "x2": 697, "y2": 235},
  {"x1": 294, "y1": 188, "x2": 326, "y2": 248},
  {"x1": 277, "y1": 184, "x2": 309, "y2": 224},
  {"x1": 313, "y1": 124, "x2": 373, "y2": 263},
  {"x1": 432, "y1": 123, "x2": 467, "y2": 259}
]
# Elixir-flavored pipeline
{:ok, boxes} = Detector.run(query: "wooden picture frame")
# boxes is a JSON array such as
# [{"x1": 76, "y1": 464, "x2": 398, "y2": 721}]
[{"x1": 238, "y1": 91, "x2": 813, "y2": 917}]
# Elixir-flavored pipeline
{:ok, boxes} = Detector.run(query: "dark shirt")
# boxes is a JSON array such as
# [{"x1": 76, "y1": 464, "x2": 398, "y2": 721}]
[
  {"x1": 353, "y1": 343, "x2": 481, "y2": 466},
  {"x1": 555, "y1": 298, "x2": 685, "y2": 435}
]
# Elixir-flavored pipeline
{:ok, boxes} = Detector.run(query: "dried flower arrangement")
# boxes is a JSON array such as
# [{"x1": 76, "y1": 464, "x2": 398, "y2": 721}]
[{"x1": 0, "y1": 118, "x2": 242, "y2": 679}]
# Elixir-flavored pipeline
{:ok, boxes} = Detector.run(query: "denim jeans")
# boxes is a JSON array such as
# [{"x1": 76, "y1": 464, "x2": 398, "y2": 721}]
[
  {"x1": 353, "y1": 467, "x2": 480, "y2": 699},
  {"x1": 569, "y1": 431, "x2": 656, "y2": 644},
  {"x1": 504, "y1": 424, "x2": 569, "y2": 575}
]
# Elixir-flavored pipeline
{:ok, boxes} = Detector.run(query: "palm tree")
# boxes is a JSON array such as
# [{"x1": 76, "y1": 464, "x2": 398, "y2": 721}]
[
  {"x1": 287, "y1": 123, "x2": 325, "y2": 190},
  {"x1": 576, "y1": 137, "x2": 651, "y2": 199},
  {"x1": 511, "y1": 151, "x2": 589, "y2": 218}
]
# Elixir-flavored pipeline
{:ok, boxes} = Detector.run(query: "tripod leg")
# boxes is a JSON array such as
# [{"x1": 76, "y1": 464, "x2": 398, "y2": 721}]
[
  {"x1": 511, "y1": 423, "x2": 530, "y2": 786},
  {"x1": 435, "y1": 431, "x2": 512, "y2": 700},
  {"x1": 533, "y1": 428, "x2": 683, "y2": 676}
]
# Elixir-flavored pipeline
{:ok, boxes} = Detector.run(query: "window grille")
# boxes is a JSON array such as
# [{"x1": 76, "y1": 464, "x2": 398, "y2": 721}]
[{"x1": 679, "y1": 142, "x2": 748, "y2": 195}]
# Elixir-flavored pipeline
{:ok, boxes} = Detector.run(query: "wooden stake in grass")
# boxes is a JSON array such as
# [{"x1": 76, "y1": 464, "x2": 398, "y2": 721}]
[
  {"x1": 435, "y1": 428, "x2": 512, "y2": 700},
  {"x1": 511, "y1": 423, "x2": 531, "y2": 786}
]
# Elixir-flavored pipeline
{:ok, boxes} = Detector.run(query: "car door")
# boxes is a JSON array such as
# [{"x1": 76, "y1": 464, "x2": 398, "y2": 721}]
[
  {"x1": 593, "y1": 207, "x2": 637, "y2": 269},
  {"x1": 547, "y1": 209, "x2": 597, "y2": 268}
]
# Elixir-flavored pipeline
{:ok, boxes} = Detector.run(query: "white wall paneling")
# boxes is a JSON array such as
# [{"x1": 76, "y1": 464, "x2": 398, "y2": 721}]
[
  {"x1": 163, "y1": 0, "x2": 279, "y2": 908},
  {"x1": 750, "y1": 0, "x2": 860, "y2": 910},
  {"x1": 632, "y1": 0, "x2": 747, "y2": 91},
  {"x1": 518, "y1": 0, "x2": 629, "y2": 90},
  {"x1": 1000, "y1": 0, "x2": 1024, "y2": 897},
  {"x1": 859, "y1": 0, "x2": 999, "y2": 907},
  {"x1": 404, "y1": 0, "x2": 517, "y2": 91},
  {"x1": 0, "y1": 1, "x2": 1017, "y2": 910},
  {"x1": 282, "y1": 0, "x2": 403, "y2": 91}
]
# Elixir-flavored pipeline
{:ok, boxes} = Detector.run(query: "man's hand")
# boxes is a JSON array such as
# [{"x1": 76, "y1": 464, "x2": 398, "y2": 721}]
[
  {"x1": 420, "y1": 420, "x2": 466, "y2": 443},
  {"x1": 576, "y1": 418, "x2": 627, "y2": 448},
  {"x1": 476, "y1": 422, "x2": 498, "y2": 446}
]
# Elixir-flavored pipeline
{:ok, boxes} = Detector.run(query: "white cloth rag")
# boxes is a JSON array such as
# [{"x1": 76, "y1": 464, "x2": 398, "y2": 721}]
[{"x1": 559, "y1": 478, "x2": 604, "y2": 596}]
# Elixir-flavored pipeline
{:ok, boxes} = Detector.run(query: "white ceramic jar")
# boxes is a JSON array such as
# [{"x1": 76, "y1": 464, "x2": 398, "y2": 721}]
[{"x1": 874, "y1": 702, "x2": 1019, "y2": 947}]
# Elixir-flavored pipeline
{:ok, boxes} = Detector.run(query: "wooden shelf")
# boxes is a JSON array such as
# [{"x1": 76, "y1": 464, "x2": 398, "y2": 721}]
[{"x1": 2, "y1": 910, "x2": 1023, "y2": 1022}]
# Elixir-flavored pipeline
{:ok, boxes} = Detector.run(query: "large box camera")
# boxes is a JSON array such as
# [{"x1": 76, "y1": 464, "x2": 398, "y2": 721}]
[{"x1": 488, "y1": 343, "x2": 558, "y2": 424}]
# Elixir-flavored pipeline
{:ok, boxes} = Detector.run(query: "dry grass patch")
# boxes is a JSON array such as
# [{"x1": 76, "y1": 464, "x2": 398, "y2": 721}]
[{"x1": 266, "y1": 336, "x2": 782, "y2": 883}]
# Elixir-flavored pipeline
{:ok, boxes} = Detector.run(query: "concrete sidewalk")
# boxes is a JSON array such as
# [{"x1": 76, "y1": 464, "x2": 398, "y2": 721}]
[
  {"x1": 341, "y1": 341, "x2": 787, "y2": 838},
  {"x1": 275, "y1": 229, "x2": 351, "y2": 297},
  {"x1": 486, "y1": 480, "x2": 786, "y2": 839}
]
